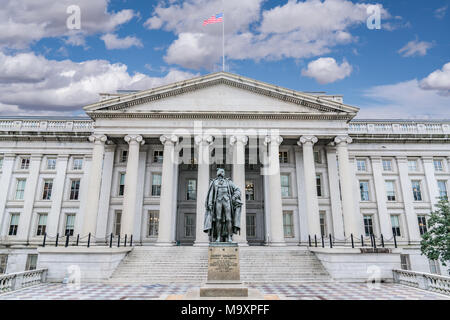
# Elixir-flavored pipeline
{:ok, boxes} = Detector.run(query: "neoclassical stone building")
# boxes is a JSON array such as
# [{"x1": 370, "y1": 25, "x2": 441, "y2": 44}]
[{"x1": 0, "y1": 72, "x2": 449, "y2": 275}]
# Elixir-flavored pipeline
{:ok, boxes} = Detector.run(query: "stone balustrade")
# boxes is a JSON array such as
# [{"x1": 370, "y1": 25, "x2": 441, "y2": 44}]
[
  {"x1": 393, "y1": 269, "x2": 450, "y2": 295},
  {"x1": 0, "y1": 269, "x2": 48, "y2": 293},
  {"x1": 0, "y1": 119, "x2": 93, "y2": 132},
  {"x1": 349, "y1": 121, "x2": 450, "y2": 135}
]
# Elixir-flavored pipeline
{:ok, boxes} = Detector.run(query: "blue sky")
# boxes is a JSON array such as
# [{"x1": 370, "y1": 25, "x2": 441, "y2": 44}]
[{"x1": 0, "y1": 0, "x2": 449, "y2": 118}]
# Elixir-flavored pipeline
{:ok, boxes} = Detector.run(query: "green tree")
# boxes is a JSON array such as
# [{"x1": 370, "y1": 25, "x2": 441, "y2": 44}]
[{"x1": 420, "y1": 199, "x2": 450, "y2": 266}]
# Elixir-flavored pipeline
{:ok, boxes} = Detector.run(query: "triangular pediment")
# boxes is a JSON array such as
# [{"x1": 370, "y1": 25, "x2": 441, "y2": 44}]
[{"x1": 84, "y1": 72, "x2": 359, "y2": 118}]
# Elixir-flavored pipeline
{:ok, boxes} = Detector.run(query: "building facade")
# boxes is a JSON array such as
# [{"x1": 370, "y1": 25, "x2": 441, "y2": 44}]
[{"x1": 0, "y1": 72, "x2": 449, "y2": 275}]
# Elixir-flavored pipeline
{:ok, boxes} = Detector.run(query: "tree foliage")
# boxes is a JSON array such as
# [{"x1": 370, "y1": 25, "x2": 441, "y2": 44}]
[{"x1": 420, "y1": 199, "x2": 450, "y2": 266}]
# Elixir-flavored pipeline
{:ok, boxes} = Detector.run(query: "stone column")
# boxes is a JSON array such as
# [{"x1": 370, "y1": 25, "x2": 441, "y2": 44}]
[
  {"x1": 263, "y1": 135, "x2": 285, "y2": 246},
  {"x1": 230, "y1": 135, "x2": 248, "y2": 245},
  {"x1": 46, "y1": 155, "x2": 69, "y2": 237},
  {"x1": 121, "y1": 135, "x2": 145, "y2": 237},
  {"x1": 423, "y1": 157, "x2": 440, "y2": 210},
  {"x1": 18, "y1": 154, "x2": 42, "y2": 240},
  {"x1": 156, "y1": 134, "x2": 179, "y2": 245},
  {"x1": 0, "y1": 154, "x2": 15, "y2": 235},
  {"x1": 298, "y1": 136, "x2": 321, "y2": 238},
  {"x1": 397, "y1": 156, "x2": 421, "y2": 242},
  {"x1": 294, "y1": 148, "x2": 309, "y2": 243},
  {"x1": 335, "y1": 136, "x2": 361, "y2": 237},
  {"x1": 82, "y1": 134, "x2": 107, "y2": 237},
  {"x1": 326, "y1": 146, "x2": 345, "y2": 240},
  {"x1": 194, "y1": 134, "x2": 213, "y2": 246},
  {"x1": 371, "y1": 156, "x2": 392, "y2": 238},
  {"x1": 95, "y1": 144, "x2": 116, "y2": 238}
]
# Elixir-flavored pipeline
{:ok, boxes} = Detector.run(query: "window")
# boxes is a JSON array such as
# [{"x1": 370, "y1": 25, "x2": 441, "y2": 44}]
[
  {"x1": 245, "y1": 181, "x2": 255, "y2": 201},
  {"x1": 69, "y1": 180, "x2": 80, "y2": 200},
  {"x1": 400, "y1": 254, "x2": 411, "y2": 270},
  {"x1": 0, "y1": 156, "x2": 3, "y2": 170},
  {"x1": 359, "y1": 181, "x2": 370, "y2": 201},
  {"x1": 314, "y1": 151, "x2": 321, "y2": 164},
  {"x1": 279, "y1": 151, "x2": 289, "y2": 164},
  {"x1": 283, "y1": 211, "x2": 294, "y2": 238},
  {"x1": 46, "y1": 157, "x2": 56, "y2": 170},
  {"x1": 114, "y1": 211, "x2": 122, "y2": 236},
  {"x1": 434, "y1": 159, "x2": 444, "y2": 172},
  {"x1": 408, "y1": 160, "x2": 418, "y2": 172},
  {"x1": 148, "y1": 211, "x2": 159, "y2": 237},
  {"x1": 73, "y1": 158, "x2": 83, "y2": 170},
  {"x1": 391, "y1": 215, "x2": 401, "y2": 237},
  {"x1": 357, "y1": 159, "x2": 367, "y2": 172},
  {"x1": 429, "y1": 260, "x2": 440, "y2": 275},
  {"x1": 25, "y1": 254, "x2": 38, "y2": 271},
  {"x1": 42, "y1": 179, "x2": 53, "y2": 200},
  {"x1": 186, "y1": 179, "x2": 197, "y2": 200},
  {"x1": 280, "y1": 174, "x2": 290, "y2": 198},
  {"x1": 15, "y1": 179, "x2": 26, "y2": 200},
  {"x1": 363, "y1": 215, "x2": 374, "y2": 236},
  {"x1": 20, "y1": 157, "x2": 30, "y2": 170},
  {"x1": 412, "y1": 181, "x2": 422, "y2": 201},
  {"x1": 417, "y1": 215, "x2": 427, "y2": 236},
  {"x1": 36, "y1": 213, "x2": 47, "y2": 236},
  {"x1": 382, "y1": 159, "x2": 393, "y2": 172},
  {"x1": 151, "y1": 173, "x2": 162, "y2": 196},
  {"x1": 120, "y1": 150, "x2": 128, "y2": 163},
  {"x1": 184, "y1": 213, "x2": 195, "y2": 238},
  {"x1": 65, "y1": 214, "x2": 75, "y2": 236},
  {"x1": 437, "y1": 181, "x2": 448, "y2": 200},
  {"x1": 0, "y1": 255, "x2": 7, "y2": 274},
  {"x1": 385, "y1": 181, "x2": 396, "y2": 201},
  {"x1": 246, "y1": 214, "x2": 256, "y2": 238},
  {"x1": 319, "y1": 211, "x2": 327, "y2": 236},
  {"x1": 118, "y1": 173, "x2": 125, "y2": 196},
  {"x1": 9, "y1": 213, "x2": 19, "y2": 236},
  {"x1": 316, "y1": 175, "x2": 322, "y2": 197},
  {"x1": 153, "y1": 150, "x2": 164, "y2": 163}
]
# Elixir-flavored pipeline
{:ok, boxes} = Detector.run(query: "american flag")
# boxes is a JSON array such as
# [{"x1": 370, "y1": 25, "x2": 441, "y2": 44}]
[{"x1": 203, "y1": 13, "x2": 223, "y2": 26}]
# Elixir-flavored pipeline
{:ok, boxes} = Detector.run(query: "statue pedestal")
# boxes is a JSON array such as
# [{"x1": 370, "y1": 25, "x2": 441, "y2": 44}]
[{"x1": 199, "y1": 242, "x2": 248, "y2": 297}]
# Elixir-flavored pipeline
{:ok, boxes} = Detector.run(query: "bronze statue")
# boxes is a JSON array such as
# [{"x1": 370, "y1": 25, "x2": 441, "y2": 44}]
[{"x1": 203, "y1": 168, "x2": 242, "y2": 242}]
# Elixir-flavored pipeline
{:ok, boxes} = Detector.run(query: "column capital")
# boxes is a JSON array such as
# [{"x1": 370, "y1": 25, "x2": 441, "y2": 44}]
[
  {"x1": 422, "y1": 156, "x2": 434, "y2": 163},
  {"x1": 30, "y1": 154, "x2": 43, "y2": 160},
  {"x1": 395, "y1": 156, "x2": 408, "y2": 163},
  {"x1": 124, "y1": 134, "x2": 145, "y2": 145},
  {"x1": 88, "y1": 134, "x2": 107, "y2": 144},
  {"x1": 160, "y1": 134, "x2": 179, "y2": 146},
  {"x1": 264, "y1": 135, "x2": 283, "y2": 146},
  {"x1": 334, "y1": 135, "x2": 352, "y2": 146},
  {"x1": 298, "y1": 135, "x2": 318, "y2": 146},
  {"x1": 194, "y1": 134, "x2": 214, "y2": 146},
  {"x1": 370, "y1": 156, "x2": 382, "y2": 162},
  {"x1": 230, "y1": 135, "x2": 248, "y2": 146}
]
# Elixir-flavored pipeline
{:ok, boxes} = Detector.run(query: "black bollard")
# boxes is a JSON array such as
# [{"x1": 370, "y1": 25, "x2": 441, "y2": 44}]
[
  {"x1": 87, "y1": 233, "x2": 91, "y2": 248},
  {"x1": 361, "y1": 235, "x2": 364, "y2": 247},
  {"x1": 372, "y1": 234, "x2": 377, "y2": 249},
  {"x1": 321, "y1": 236, "x2": 325, "y2": 248},
  {"x1": 351, "y1": 233, "x2": 354, "y2": 248},
  {"x1": 314, "y1": 235, "x2": 317, "y2": 247},
  {"x1": 65, "y1": 234, "x2": 69, "y2": 247},
  {"x1": 55, "y1": 233, "x2": 59, "y2": 247},
  {"x1": 381, "y1": 234, "x2": 385, "y2": 248},
  {"x1": 130, "y1": 235, "x2": 133, "y2": 247},
  {"x1": 394, "y1": 233, "x2": 398, "y2": 248},
  {"x1": 124, "y1": 234, "x2": 127, "y2": 247},
  {"x1": 308, "y1": 235, "x2": 311, "y2": 247},
  {"x1": 117, "y1": 234, "x2": 120, "y2": 248},
  {"x1": 43, "y1": 233, "x2": 47, "y2": 247},
  {"x1": 370, "y1": 234, "x2": 374, "y2": 247},
  {"x1": 76, "y1": 234, "x2": 79, "y2": 246},
  {"x1": 329, "y1": 234, "x2": 333, "y2": 248},
  {"x1": 109, "y1": 233, "x2": 113, "y2": 248}
]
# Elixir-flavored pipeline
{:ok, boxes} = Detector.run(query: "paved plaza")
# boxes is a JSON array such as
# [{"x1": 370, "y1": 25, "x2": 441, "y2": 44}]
[{"x1": 0, "y1": 282, "x2": 447, "y2": 300}]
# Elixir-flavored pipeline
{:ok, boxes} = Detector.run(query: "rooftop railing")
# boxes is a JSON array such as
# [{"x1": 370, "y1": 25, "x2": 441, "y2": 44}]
[
  {"x1": 0, "y1": 119, "x2": 93, "y2": 132},
  {"x1": 349, "y1": 121, "x2": 450, "y2": 135}
]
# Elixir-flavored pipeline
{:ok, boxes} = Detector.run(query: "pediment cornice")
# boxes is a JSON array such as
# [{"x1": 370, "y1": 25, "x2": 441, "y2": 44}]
[{"x1": 84, "y1": 72, "x2": 359, "y2": 117}]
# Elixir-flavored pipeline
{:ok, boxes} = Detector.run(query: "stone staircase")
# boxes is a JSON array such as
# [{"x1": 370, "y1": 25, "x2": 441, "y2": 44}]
[{"x1": 106, "y1": 246, "x2": 331, "y2": 284}]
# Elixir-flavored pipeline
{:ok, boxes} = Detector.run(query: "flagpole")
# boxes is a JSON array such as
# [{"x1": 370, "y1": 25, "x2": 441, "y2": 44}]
[{"x1": 222, "y1": 12, "x2": 225, "y2": 72}]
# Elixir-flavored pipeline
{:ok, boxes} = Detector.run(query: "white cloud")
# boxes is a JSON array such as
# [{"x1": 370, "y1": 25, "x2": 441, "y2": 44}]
[
  {"x1": 419, "y1": 62, "x2": 450, "y2": 96},
  {"x1": 435, "y1": 5, "x2": 448, "y2": 19},
  {"x1": 0, "y1": 52, "x2": 198, "y2": 115},
  {"x1": 0, "y1": 0, "x2": 136, "y2": 49},
  {"x1": 398, "y1": 39, "x2": 434, "y2": 57},
  {"x1": 146, "y1": 0, "x2": 390, "y2": 70},
  {"x1": 301, "y1": 57, "x2": 352, "y2": 84},
  {"x1": 360, "y1": 72, "x2": 450, "y2": 119},
  {"x1": 101, "y1": 33, "x2": 143, "y2": 50}
]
